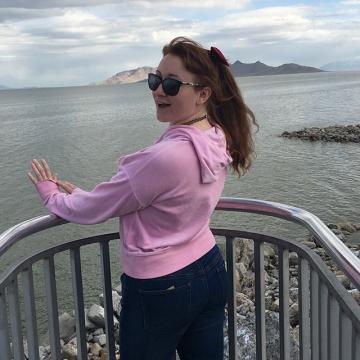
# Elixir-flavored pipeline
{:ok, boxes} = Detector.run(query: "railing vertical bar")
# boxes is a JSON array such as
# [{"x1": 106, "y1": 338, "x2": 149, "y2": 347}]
[
  {"x1": 329, "y1": 296, "x2": 340, "y2": 360},
  {"x1": 310, "y1": 269, "x2": 319, "y2": 360},
  {"x1": 100, "y1": 241, "x2": 116, "y2": 360},
  {"x1": 353, "y1": 332, "x2": 360, "y2": 360},
  {"x1": 8, "y1": 276, "x2": 24, "y2": 360},
  {"x1": 299, "y1": 257, "x2": 311, "y2": 360},
  {"x1": 0, "y1": 288, "x2": 11, "y2": 357},
  {"x1": 319, "y1": 281, "x2": 329, "y2": 360},
  {"x1": 254, "y1": 241, "x2": 266, "y2": 360},
  {"x1": 340, "y1": 313, "x2": 352, "y2": 360},
  {"x1": 22, "y1": 267, "x2": 40, "y2": 360},
  {"x1": 70, "y1": 248, "x2": 87, "y2": 360},
  {"x1": 278, "y1": 246, "x2": 290, "y2": 360},
  {"x1": 43, "y1": 256, "x2": 61, "y2": 359},
  {"x1": 226, "y1": 236, "x2": 237, "y2": 360}
]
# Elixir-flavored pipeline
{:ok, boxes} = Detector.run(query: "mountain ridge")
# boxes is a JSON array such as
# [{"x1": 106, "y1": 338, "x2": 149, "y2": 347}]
[
  {"x1": 98, "y1": 61, "x2": 324, "y2": 85},
  {"x1": 321, "y1": 59, "x2": 360, "y2": 71}
]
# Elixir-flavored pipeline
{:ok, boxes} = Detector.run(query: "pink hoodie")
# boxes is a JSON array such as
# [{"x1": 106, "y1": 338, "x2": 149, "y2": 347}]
[{"x1": 36, "y1": 125, "x2": 232, "y2": 279}]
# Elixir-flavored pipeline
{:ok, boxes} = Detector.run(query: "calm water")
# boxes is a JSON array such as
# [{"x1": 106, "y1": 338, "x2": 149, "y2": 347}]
[{"x1": 1, "y1": 71, "x2": 360, "y2": 338}]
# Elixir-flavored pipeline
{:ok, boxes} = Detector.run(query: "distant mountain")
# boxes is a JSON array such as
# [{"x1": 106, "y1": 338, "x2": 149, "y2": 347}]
[
  {"x1": 98, "y1": 61, "x2": 323, "y2": 86},
  {"x1": 231, "y1": 61, "x2": 323, "y2": 77},
  {"x1": 96, "y1": 66, "x2": 156, "y2": 85},
  {"x1": 0, "y1": 84, "x2": 10, "y2": 90},
  {"x1": 321, "y1": 59, "x2": 360, "y2": 71}
]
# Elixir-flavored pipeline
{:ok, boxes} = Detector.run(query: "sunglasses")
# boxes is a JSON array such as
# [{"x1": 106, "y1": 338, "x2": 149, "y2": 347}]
[{"x1": 148, "y1": 73, "x2": 204, "y2": 96}]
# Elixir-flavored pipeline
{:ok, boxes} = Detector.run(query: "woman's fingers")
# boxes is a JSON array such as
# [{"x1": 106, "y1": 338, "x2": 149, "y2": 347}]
[
  {"x1": 29, "y1": 159, "x2": 57, "y2": 183},
  {"x1": 27, "y1": 172, "x2": 38, "y2": 185},
  {"x1": 41, "y1": 159, "x2": 53, "y2": 179},
  {"x1": 31, "y1": 160, "x2": 44, "y2": 181}
]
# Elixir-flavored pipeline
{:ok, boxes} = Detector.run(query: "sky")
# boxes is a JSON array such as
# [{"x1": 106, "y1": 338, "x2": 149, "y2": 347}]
[{"x1": 0, "y1": 0, "x2": 359, "y2": 88}]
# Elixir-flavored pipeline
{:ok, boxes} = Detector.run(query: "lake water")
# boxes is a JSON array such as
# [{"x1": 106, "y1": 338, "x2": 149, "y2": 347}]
[{"x1": 0, "y1": 71, "x2": 359, "y2": 339}]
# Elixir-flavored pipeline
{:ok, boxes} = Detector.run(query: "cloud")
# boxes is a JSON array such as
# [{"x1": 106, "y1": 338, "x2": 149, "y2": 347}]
[
  {"x1": 0, "y1": 1, "x2": 120, "y2": 9},
  {"x1": 0, "y1": 1, "x2": 360, "y2": 88},
  {"x1": 341, "y1": 0, "x2": 360, "y2": 4},
  {"x1": 0, "y1": 0, "x2": 250, "y2": 9}
]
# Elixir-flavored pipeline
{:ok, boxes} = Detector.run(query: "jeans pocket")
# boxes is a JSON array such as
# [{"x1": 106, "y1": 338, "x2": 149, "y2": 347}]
[{"x1": 139, "y1": 282, "x2": 191, "y2": 333}]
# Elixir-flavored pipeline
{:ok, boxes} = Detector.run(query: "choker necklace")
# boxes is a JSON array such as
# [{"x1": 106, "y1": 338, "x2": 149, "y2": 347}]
[{"x1": 181, "y1": 114, "x2": 207, "y2": 126}]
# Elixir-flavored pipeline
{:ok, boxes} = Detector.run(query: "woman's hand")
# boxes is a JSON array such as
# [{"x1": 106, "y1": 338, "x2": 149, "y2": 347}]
[
  {"x1": 28, "y1": 159, "x2": 58, "y2": 184},
  {"x1": 28, "y1": 159, "x2": 77, "y2": 194}
]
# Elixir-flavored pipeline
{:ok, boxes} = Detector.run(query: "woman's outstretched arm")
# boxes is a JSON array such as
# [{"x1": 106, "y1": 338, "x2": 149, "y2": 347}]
[{"x1": 27, "y1": 159, "x2": 143, "y2": 224}]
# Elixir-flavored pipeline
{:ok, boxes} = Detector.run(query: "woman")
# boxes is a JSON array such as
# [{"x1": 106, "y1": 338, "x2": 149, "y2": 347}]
[{"x1": 28, "y1": 37, "x2": 256, "y2": 360}]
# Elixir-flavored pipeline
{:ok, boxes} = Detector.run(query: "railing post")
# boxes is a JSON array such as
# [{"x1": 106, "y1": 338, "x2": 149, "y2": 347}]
[
  {"x1": 299, "y1": 257, "x2": 311, "y2": 360},
  {"x1": 226, "y1": 236, "x2": 237, "y2": 360},
  {"x1": 278, "y1": 246, "x2": 290, "y2": 360},
  {"x1": 22, "y1": 267, "x2": 40, "y2": 360},
  {"x1": 100, "y1": 241, "x2": 116, "y2": 360},
  {"x1": 310, "y1": 269, "x2": 319, "y2": 360},
  {"x1": 70, "y1": 248, "x2": 87, "y2": 359},
  {"x1": 254, "y1": 241, "x2": 266, "y2": 360},
  {"x1": 319, "y1": 281, "x2": 329, "y2": 360},
  {"x1": 340, "y1": 313, "x2": 352, "y2": 360},
  {"x1": 0, "y1": 287, "x2": 11, "y2": 358},
  {"x1": 44, "y1": 256, "x2": 61, "y2": 360},
  {"x1": 8, "y1": 276, "x2": 24, "y2": 360},
  {"x1": 329, "y1": 296, "x2": 340, "y2": 360}
]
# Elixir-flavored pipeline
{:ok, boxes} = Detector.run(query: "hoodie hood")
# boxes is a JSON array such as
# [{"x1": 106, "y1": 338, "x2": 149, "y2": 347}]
[{"x1": 156, "y1": 125, "x2": 232, "y2": 184}]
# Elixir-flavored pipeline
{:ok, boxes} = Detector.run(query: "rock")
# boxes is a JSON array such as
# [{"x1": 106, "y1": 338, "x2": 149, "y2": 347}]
[
  {"x1": 235, "y1": 239, "x2": 253, "y2": 269},
  {"x1": 339, "y1": 223, "x2": 357, "y2": 233},
  {"x1": 58, "y1": 313, "x2": 76, "y2": 343},
  {"x1": 98, "y1": 334, "x2": 107, "y2": 346},
  {"x1": 337, "y1": 274, "x2": 351, "y2": 289},
  {"x1": 289, "y1": 277, "x2": 298, "y2": 288},
  {"x1": 348, "y1": 289, "x2": 360, "y2": 304},
  {"x1": 289, "y1": 303, "x2": 299, "y2": 327},
  {"x1": 93, "y1": 328, "x2": 104, "y2": 336},
  {"x1": 327, "y1": 223, "x2": 339, "y2": 230},
  {"x1": 87, "y1": 304, "x2": 119, "y2": 328},
  {"x1": 331, "y1": 229, "x2": 346, "y2": 242},
  {"x1": 39, "y1": 345, "x2": 51, "y2": 360},
  {"x1": 289, "y1": 253, "x2": 298, "y2": 266},
  {"x1": 114, "y1": 283, "x2": 122, "y2": 295},
  {"x1": 85, "y1": 309, "x2": 98, "y2": 330},
  {"x1": 302, "y1": 240, "x2": 316, "y2": 249},
  {"x1": 281, "y1": 124, "x2": 360, "y2": 143},
  {"x1": 271, "y1": 298, "x2": 279, "y2": 312},
  {"x1": 224, "y1": 311, "x2": 299, "y2": 359},
  {"x1": 88, "y1": 304, "x2": 106, "y2": 327},
  {"x1": 264, "y1": 244, "x2": 276, "y2": 259},
  {"x1": 99, "y1": 290, "x2": 122, "y2": 317},
  {"x1": 90, "y1": 342, "x2": 103, "y2": 356},
  {"x1": 62, "y1": 343, "x2": 77, "y2": 360}
]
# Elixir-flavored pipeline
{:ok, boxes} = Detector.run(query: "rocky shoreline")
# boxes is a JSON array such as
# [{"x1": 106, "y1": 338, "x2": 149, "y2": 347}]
[
  {"x1": 281, "y1": 124, "x2": 360, "y2": 142},
  {"x1": 22, "y1": 222, "x2": 360, "y2": 360}
]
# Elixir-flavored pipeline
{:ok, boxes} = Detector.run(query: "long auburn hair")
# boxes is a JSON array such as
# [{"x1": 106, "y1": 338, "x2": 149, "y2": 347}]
[{"x1": 162, "y1": 37, "x2": 258, "y2": 177}]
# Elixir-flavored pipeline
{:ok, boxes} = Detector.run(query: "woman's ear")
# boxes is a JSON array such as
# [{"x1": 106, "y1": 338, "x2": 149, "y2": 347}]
[{"x1": 197, "y1": 87, "x2": 212, "y2": 105}]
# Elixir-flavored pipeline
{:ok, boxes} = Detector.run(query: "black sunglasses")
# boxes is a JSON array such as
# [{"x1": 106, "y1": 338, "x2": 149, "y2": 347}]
[{"x1": 148, "y1": 73, "x2": 204, "y2": 96}]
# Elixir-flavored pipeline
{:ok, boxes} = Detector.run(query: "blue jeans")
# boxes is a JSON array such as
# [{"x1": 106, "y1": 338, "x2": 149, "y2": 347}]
[{"x1": 119, "y1": 244, "x2": 228, "y2": 360}]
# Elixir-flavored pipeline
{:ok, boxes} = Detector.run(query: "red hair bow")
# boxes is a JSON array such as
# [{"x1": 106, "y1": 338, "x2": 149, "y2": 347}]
[{"x1": 209, "y1": 46, "x2": 229, "y2": 67}]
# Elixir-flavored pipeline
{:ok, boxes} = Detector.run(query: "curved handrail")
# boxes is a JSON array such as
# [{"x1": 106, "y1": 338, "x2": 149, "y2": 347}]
[
  {"x1": 1, "y1": 197, "x2": 360, "y2": 289},
  {"x1": 0, "y1": 214, "x2": 66, "y2": 257},
  {"x1": 217, "y1": 197, "x2": 360, "y2": 289}
]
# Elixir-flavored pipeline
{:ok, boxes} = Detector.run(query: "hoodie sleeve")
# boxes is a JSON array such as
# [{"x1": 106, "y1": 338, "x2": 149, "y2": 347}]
[{"x1": 35, "y1": 168, "x2": 143, "y2": 224}]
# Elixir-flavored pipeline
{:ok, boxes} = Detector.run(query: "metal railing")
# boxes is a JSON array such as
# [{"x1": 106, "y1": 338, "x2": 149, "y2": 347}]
[{"x1": 1, "y1": 197, "x2": 360, "y2": 359}]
